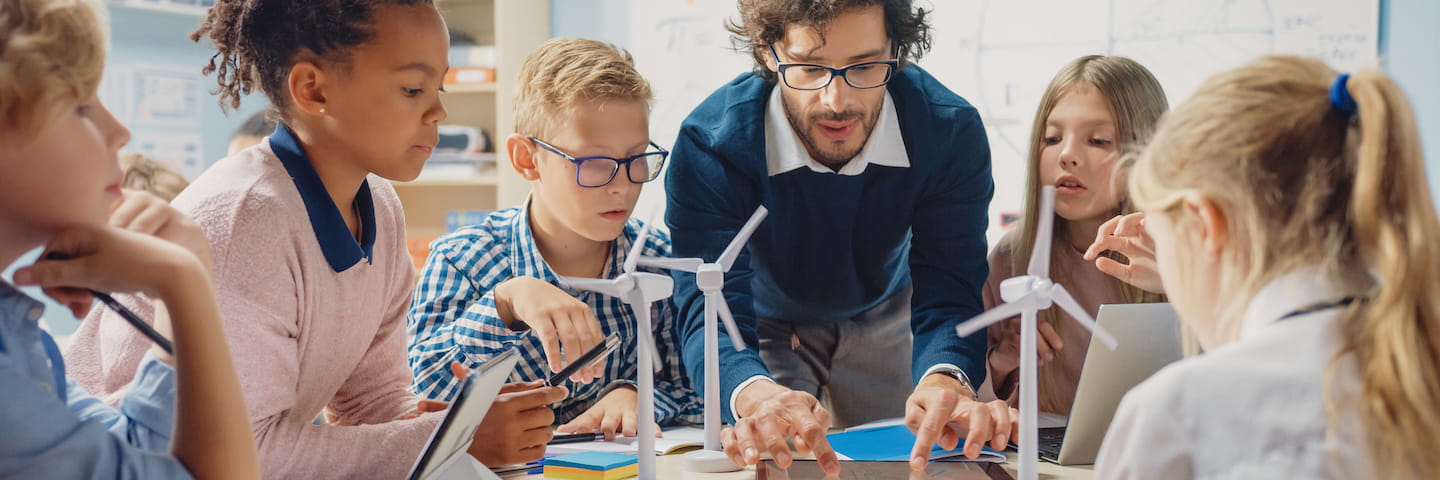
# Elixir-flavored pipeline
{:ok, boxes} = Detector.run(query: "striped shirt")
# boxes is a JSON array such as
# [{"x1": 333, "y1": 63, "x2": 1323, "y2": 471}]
[{"x1": 407, "y1": 204, "x2": 702, "y2": 425}]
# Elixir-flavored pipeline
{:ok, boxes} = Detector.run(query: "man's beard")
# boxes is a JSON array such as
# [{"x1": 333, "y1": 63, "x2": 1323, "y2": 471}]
[{"x1": 782, "y1": 95, "x2": 883, "y2": 171}]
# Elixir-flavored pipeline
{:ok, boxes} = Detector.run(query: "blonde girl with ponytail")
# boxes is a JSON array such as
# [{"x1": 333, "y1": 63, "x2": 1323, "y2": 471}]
[{"x1": 1095, "y1": 54, "x2": 1440, "y2": 479}]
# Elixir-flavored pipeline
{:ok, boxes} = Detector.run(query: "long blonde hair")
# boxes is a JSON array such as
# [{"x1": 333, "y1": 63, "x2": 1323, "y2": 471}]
[
  {"x1": 1130, "y1": 54, "x2": 1440, "y2": 479},
  {"x1": 1014, "y1": 55, "x2": 1168, "y2": 413}
]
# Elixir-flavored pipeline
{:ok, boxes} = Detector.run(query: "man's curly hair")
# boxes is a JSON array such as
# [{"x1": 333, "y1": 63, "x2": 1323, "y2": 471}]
[{"x1": 726, "y1": 0, "x2": 932, "y2": 82}]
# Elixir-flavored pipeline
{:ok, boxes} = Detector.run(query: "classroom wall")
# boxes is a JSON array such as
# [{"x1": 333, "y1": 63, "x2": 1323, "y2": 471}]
[
  {"x1": 1381, "y1": 0, "x2": 1440, "y2": 198},
  {"x1": 108, "y1": 6, "x2": 268, "y2": 180},
  {"x1": 552, "y1": 0, "x2": 1440, "y2": 197}
]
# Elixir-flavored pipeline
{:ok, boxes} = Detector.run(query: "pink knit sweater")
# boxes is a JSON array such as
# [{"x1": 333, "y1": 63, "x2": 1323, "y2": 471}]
[{"x1": 65, "y1": 139, "x2": 441, "y2": 479}]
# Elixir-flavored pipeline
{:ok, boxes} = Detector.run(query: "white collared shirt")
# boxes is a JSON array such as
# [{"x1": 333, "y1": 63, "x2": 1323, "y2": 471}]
[
  {"x1": 763, "y1": 85, "x2": 908, "y2": 177},
  {"x1": 1095, "y1": 269, "x2": 1374, "y2": 479}
]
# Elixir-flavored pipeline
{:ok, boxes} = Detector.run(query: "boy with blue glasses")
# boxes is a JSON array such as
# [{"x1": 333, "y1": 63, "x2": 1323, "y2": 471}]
[{"x1": 407, "y1": 38, "x2": 702, "y2": 439}]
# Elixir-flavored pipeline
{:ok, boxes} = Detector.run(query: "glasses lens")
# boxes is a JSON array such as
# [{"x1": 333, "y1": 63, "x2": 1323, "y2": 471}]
[
  {"x1": 782, "y1": 66, "x2": 833, "y2": 90},
  {"x1": 627, "y1": 153, "x2": 666, "y2": 183},
  {"x1": 844, "y1": 63, "x2": 894, "y2": 88},
  {"x1": 576, "y1": 158, "x2": 619, "y2": 187}
]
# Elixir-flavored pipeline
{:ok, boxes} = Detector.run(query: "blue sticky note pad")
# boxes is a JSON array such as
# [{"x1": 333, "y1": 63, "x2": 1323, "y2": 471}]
[
  {"x1": 544, "y1": 452, "x2": 639, "y2": 471},
  {"x1": 827, "y1": 425, "x2": 1006, "y2": 463}
]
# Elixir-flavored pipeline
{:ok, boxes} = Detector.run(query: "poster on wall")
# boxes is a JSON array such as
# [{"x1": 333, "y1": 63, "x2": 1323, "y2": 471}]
[
  {"x1": 133, "y1": 67, "x2": 204, "y2": 126},
  {"x1": 131, "y1": 133, "x2": 206, "y2": 181}
]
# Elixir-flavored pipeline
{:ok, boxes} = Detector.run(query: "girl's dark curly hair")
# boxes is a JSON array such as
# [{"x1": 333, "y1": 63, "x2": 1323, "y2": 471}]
[
  {"x1": 190, "y1": 0, "x2": 433, "y2": 113},
  {"x1": 727, "y1": 0, "x2": 931, "y2": 82}
]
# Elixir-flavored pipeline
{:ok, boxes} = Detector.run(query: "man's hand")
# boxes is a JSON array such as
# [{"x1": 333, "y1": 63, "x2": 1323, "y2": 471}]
[
  {"x1": 722, "y1": 381, "x2": 840, "y2": 474},
  {"x1": 905, "y1": 373, "x2": 1016, "y2": 470}
]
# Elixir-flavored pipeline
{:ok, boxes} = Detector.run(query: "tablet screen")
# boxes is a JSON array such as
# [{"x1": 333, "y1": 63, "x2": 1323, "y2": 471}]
[{"x1": 407, "y1": 349, "x2": 521, "y2": 480}]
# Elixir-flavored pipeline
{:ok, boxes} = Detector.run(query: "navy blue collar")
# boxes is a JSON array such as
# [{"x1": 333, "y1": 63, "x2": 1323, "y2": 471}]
[{"x1": 268, "y1": 123, "x2": 376, "y2": 272}]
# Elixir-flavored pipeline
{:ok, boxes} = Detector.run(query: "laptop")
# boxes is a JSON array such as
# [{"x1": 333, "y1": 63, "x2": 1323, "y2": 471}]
[
  {"x1": 1036, "y1": 303, "x2": 1182, "y2": 466},
  {"x1": 406, "y1": 348, "x2": 521, "y2": 480}
]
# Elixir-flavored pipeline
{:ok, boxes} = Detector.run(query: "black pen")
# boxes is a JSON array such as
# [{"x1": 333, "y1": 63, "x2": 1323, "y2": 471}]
[
  {"x1": 547, "y1": 432, "x2": 602, "y2": 445},
  {"x1": 45, "y1": 252, "x2": 174, "y2": 354},
  {"x1": 546, "y1": 334, "x2": 621, "y2": 387}
]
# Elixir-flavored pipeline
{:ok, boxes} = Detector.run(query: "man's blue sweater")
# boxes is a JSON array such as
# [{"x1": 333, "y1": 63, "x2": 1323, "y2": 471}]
[{"x1": 665, "y1": 66, "x2": 993, "y2": 422}]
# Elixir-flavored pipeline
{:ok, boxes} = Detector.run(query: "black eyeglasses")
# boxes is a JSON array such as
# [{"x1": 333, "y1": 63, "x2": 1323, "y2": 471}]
[
  {"x1": 528, "y1": 137, "x2": 668, "y2": 188},
  {"x1": 768, "y1": 45, "x2": 899, "y2": 91}
]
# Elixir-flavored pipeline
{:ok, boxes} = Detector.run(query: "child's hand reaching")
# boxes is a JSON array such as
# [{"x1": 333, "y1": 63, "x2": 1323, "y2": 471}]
[
  {"x1": 1084, "y1": 212, "x2": 1165, "y2": 294},
  {"x1": 555, "y1": 385, "x2": 661, "y2": 441},
  {"x1": 988, "y1": 316, "x2": 1064, "y2": 378},
  {"x1": 494, "y1": 276, "x2": 607, "y2": 384}
]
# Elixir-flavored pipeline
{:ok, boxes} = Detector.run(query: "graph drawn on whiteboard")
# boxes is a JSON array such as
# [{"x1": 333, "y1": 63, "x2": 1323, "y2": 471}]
[{"x1": 630, "y1": 0, "x2": 1378, "y2": 240}]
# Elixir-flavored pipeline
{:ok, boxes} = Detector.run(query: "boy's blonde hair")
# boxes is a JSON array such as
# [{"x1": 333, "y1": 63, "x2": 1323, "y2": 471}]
[
  {"x1": 513, "y1": 38, "x2": 652, "y2": 141},
  {"x1": 1015, "y1": 55, "x2": 1168, "y2": 413},
  {"x1": 120, "y1": 153, "x2": 190, "y2": 202},
  {"x1": 1131, "y1": 55, "x2": 1440, "y2": 479},
  {"x1": 0, "y1": 0, "x2": 106, "y2": 134}
]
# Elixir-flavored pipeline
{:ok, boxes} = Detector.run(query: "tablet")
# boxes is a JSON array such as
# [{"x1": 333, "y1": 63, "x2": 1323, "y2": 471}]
[{"x1": 406, "y1": 349, "x2": 521, "y2": 480}]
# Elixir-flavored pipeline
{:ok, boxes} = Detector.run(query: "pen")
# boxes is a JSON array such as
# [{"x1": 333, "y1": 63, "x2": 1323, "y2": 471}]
[
  {"x1": 545, "y1": 334, "x2": 621, "y2": 387},
  {"x1": 547, "y1": 432, "x2": 601, "y2": 445},
  {"x1": 44, "y1": 252, "x2": 174, "y2": 354}
]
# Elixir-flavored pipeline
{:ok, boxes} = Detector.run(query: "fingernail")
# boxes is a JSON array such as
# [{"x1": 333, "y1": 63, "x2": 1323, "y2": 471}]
[
  {"x1": 745, "y1": 448, "x2": 758, "y2": 460},
  {"x1": 998, "y1": 434, "x2": 1008, "y2": 446},
  {"x1": 777, "y1": 451, "x2": 791, "y2": 464},
  {"x1": 911, "y1": 456, "x2": 925, "y2": 470},
  {"x1": 12, "y1": 269, "x2": 30, "y2": 284}
]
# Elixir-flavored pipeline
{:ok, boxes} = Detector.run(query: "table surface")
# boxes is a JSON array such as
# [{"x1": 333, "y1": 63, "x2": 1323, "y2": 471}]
[{"x1": 507, "y1": 449, "x2": 1094, "y2": 480}]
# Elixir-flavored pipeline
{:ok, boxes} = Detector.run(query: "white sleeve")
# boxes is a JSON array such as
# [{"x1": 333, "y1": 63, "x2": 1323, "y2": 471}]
[{"x1": 1093, "y1": 381, "x2": 1193, "y2": 480}]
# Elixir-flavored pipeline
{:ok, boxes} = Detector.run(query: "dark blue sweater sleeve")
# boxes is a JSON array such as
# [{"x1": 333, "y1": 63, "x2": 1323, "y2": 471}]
[
  {"x1": 908, "y1": 107, "x2": 994, "y2": 389},
  {"x1": 664, "y1": 120, "x2": 769, "y2": 424}
]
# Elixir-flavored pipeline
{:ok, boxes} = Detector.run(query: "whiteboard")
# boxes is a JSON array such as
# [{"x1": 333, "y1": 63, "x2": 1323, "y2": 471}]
[{"x1": 628, "y1": 0, "x2": 1379, "y2": 241}]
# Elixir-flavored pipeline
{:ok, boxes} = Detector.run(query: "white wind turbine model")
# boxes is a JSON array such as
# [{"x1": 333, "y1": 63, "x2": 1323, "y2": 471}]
[
  {"x1": 636, "y1": 206, "x2": 768, "y2": 473},
  {"x1": 560, "y1": 220, "x2": 672, "y2": 480},
  {"x1": 954, "y1": 186, "x2": 1118, "y2": 480}
]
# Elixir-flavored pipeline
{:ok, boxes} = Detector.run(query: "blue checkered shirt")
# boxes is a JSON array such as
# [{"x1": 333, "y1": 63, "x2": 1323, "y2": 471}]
[{"x1": 407, "y1": 205, "x2": 702, "y2": 425}]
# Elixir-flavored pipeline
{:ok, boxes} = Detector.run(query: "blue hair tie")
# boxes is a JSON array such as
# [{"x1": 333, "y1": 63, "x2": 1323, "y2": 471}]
[{"x1": 1329, "y1": 73, "x2": 1357, "y2": 116}]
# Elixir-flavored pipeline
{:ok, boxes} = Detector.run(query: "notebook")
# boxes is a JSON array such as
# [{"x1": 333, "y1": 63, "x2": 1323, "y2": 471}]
[
  {"x1": 827, "y1": 425, "x2": 1007, "y2": 464},
  {"x1": 544, "y1": 426, "x2": 708, "y2": 456}
]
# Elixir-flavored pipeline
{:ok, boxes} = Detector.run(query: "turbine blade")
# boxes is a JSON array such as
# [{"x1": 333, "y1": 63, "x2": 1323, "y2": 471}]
[
  {"x1": 1028, "y1": 186, "x2": 1056, "y2": 278},
  {"x1": 718, "y1": 206, "x2": 769, "y2": 271},
  {"x1": 955, "y1": 297, "x2": 1032, "y2": 338},
  {"x1": 635, "y1": 256, "x2": 704, "y2": 273},
  {"x1": 562, "y1": 276, "x2": 625, "y2": 298},
  {"x1": 708, "y1": 290, "x2": 747, "y2": 351},
  {"x1": 625, "y1": 219, "x2": 656, "y2": 274},
  {"x1": 1050, "y1": 285, "x2": 1118, "y2": 350}
]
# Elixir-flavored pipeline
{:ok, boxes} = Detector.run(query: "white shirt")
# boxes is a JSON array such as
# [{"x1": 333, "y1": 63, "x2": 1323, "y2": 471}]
[
  {"x1": 1095, "y1": 269, "x2": 1374, "y2": 479},
  {"x1": 763, "y1": 85, "x2": 908, "y2": 177}
]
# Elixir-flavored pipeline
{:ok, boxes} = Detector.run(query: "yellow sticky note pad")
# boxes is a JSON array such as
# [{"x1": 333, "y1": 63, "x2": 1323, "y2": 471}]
[{"x1": 542, "y1": 464, "x2": 638, "y2": 480}]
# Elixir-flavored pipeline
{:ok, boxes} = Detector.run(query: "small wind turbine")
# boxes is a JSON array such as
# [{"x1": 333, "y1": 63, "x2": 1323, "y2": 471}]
[
  {"x1": 636, "y1": 206, "x2": 768, "y2": 473},
  {"x1": 954, "y1": 186, "x2": 1118, "y2": 480},
  {"x1": 561, "y1": 220, "x2": 673, "y2": 480}
]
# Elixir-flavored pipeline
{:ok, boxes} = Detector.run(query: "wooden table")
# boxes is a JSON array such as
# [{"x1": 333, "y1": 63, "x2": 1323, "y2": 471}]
[{"x1": 508, "y1": 450, "x2": 1094, "y2": 479}]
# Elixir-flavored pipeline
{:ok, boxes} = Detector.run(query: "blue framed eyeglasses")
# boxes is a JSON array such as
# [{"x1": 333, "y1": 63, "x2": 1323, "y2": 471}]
[
  {"x1": 527, "y1": 137, "x2": 669, "y2": 188},
  {"x1": 768, "y1": 45, "x2": 899, "y2": 91}
]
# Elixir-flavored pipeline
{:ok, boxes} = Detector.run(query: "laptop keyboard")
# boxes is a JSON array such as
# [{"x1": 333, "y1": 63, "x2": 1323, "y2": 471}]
[{"x1": 1037, "y1": 427, "x2": 1066, "y2": 460}]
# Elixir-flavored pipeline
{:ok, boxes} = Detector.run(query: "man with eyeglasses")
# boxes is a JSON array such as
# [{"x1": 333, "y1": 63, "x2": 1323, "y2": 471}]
[{"x1": 664, "y1": 0, "x2": 1011, "y2": 475}]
